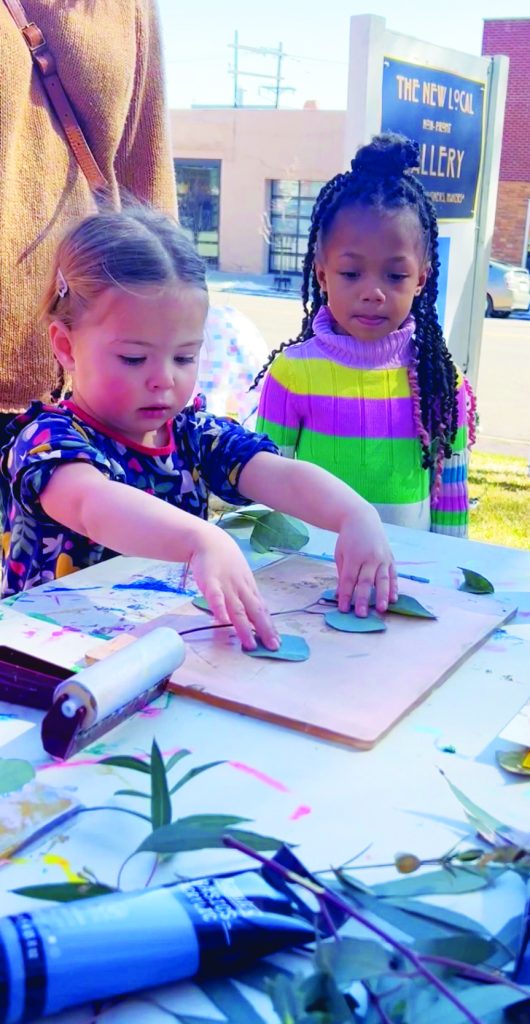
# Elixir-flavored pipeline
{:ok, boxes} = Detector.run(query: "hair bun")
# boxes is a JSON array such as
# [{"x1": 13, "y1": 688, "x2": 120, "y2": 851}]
[{"x1": 351, "y1": 133, "x2": 419, "y2": 177}]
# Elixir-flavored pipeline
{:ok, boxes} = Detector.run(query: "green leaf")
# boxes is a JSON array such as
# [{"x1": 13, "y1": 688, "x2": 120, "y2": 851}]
[
  {"x1": 316, "y1": 937, "x2": 397, "y2": 983},
  {"x1": 192, "y1": 595, "x2": 212, "y2": 613},
  {"x1": 386, "y1": 594, "x2": 437, "y2": 619},
  {"x1": 135, "y1": 814, "x2": 252, "y2": 854},
  {"x1": 249, "y1": 511, "x2": 309, "y2": 554},
  {"x1": 165, "y1": 749, "x2": 191, "y2": 772},
  {"x1": 426, "y1": 984, "x2": 528, "y2": 1024},
  {"x1": 113, "y1": 788, "x2": 150, "y2": 798},
  {"x1": 222, "y1": 827, "x2": 285, "y2": 851},
  {"x1": 324, "y1": 609, "x2": 387, "y2": 633},
  {"x1": 244, "y1": 634, "x2": 310, "y2": 661},
  {"x1": 169, "y1": 761, "x2": 225, "y2": 795},
  {"x1": 135, "y1": 816, "x2": 285, "y2": 855},
  {"x1": 150, "y1": 738, "x2": 171, "y2": 830},
  {"x1": 0, "y1": 758, "x2": 35, "y2": 795},
  {"x1": 200, "y1": 978, "x2": 269, "y2": 1024},
  {"x1": 321, "y1": 588, "x2": 338, "y2": 603},
  {"x1": 496, "y1": 750, "x2": 530, "y2": 776},
  {"x1": 441, "y1": 770, "x2": 511, "y2": 841},
  {"x1": 414, "y1": 935, "x2": 497, "y2": 965},
  {"x1": 458, "y1": 567, "x2": 495, "y2": 594},
  {"x1": 99, "y1": 755, "x2": 151, "y2": 774},
  {"x1": 11, "y1": 882, "x2": 115, "y2": 901},
  {"x1": 372, "y1": 866, "x2": 489, "y2": 898}
]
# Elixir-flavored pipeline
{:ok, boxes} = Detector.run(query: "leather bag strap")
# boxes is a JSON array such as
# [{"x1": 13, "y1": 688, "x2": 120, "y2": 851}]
[{"x1": 3, "y1": 0, "x2": 109, "y2": 195}]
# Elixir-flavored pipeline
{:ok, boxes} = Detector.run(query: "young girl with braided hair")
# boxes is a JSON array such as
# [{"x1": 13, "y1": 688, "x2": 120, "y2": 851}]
[
  {"x1": 256, "y1": 133, "x2": 477, "y2": 536},
  {"x1": 1, "y1": 205, "x2": 398, "y2": 646}
]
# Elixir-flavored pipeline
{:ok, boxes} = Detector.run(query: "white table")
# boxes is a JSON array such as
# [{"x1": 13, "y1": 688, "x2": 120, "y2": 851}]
[{"x1": 1, "y1": 523, "x2": 530, "y2": 1022}]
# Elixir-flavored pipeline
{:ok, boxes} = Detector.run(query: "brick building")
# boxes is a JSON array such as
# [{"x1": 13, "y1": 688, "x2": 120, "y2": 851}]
[{"x1": 482, "y1": 18, "x2": 530, "y2": 268}]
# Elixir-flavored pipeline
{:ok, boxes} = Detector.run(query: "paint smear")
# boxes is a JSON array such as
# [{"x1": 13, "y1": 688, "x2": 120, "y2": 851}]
[
  {"x1": 229, "y1": 761, "x2": 290, "y2": 793},
  {"x1": 113, "y1": 578, "x2": 194, "y2": 595},
  {"x1": 289, "y1": 804, "x2": 312, "y2": 821}
]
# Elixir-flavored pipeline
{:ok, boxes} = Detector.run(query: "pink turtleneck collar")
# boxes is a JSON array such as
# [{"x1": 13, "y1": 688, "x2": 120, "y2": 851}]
[{"x1": 310, "y1": 305, "x2": 416, "y2": 370}]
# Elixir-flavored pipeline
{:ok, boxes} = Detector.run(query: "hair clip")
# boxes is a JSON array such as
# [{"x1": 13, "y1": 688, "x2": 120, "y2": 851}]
[
  {"x1": 56, "y1": 269, "x2": 69, "y2": 299},
  {"x1": 193, "y1": 393, "x2": 207, "y2": 413}
]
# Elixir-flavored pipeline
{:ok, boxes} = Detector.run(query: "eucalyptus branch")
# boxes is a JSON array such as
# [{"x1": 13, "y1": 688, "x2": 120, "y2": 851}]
[{"x1": 222, "y1": 836, "x2": 492, "y2": 1024}]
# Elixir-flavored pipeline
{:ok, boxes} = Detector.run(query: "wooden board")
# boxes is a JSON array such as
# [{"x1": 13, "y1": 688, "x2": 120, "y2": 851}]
[{"x1": 164, "y1": 555, "x2": 515, "y2": 749}]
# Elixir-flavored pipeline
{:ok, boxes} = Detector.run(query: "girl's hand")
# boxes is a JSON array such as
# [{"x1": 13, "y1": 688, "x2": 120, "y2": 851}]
[
  {"x1": 334, "y1": 508, "x2": 398, "y2": 617},
  {"x1": 189, "y1": 526, "x2": 280, "y2": 651}
]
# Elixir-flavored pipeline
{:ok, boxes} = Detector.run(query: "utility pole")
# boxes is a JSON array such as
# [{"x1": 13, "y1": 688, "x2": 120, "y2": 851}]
[{"x1": 228, "y1": 33, "x2": 293, "y2": 108}]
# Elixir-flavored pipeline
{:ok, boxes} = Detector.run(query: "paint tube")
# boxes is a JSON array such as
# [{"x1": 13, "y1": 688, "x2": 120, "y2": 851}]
[{"x1": 0, "y1": 870, "x2": 314, "y2": 1022}]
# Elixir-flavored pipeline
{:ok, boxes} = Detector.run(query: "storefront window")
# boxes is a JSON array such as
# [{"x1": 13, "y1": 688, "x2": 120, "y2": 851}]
[
  {"x1": 174, "y1": 159, "x2": 221, "y2": 267},
  {"x1": 268, "y1": 180, "x2": 325, "y2": 274}
]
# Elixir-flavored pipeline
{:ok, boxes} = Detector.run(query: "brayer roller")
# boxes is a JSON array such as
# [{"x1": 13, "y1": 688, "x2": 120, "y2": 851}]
[{"x1": 41, "y1": 627, "x2": 185, "y2": 759}]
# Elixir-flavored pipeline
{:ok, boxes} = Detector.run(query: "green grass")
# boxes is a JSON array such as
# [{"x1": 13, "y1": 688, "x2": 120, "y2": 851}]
[{"x1": 468, "y1": 451, "x2": 530, "y2": 550}]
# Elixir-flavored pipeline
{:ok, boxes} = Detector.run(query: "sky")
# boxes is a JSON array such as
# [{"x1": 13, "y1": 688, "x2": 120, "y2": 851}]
[{"x1": 157, "y1": 1, "x2": 528, "y2": 110}]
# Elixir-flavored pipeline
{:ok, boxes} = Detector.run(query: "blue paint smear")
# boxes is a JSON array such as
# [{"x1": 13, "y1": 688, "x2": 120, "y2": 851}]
[{"x1": 113, "y1": 577, "x2": 194, "y2": 595}]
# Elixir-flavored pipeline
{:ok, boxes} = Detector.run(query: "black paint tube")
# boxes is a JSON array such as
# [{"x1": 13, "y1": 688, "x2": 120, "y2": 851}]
[{"x1": 0, "y1": 870, "x2": 315, "y2": 1023}]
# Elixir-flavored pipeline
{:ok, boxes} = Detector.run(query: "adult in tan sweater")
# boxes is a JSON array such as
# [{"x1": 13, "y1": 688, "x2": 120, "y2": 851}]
[{"x1": 0, "y1": 0, "x2": 177, "y2": 432}]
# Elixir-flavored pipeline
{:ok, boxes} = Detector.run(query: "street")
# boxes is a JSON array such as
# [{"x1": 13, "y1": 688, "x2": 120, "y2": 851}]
[{"x1": 210, "y1": 286, "x2": 530, "y2": 458}]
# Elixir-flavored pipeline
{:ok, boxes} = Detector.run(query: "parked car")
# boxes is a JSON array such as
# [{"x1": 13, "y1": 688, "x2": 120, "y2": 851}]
[{"x1": 486, "y1": 259, "x2": 530, "y2": 317}]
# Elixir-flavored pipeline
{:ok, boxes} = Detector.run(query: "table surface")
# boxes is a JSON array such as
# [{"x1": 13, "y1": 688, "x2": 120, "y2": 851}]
[{"x1": 1, "y1": 522, "x2": 530, "y2": 1023}]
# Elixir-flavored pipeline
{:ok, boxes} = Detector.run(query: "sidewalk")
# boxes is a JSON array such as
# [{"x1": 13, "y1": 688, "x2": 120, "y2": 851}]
[{"x1": 207, "y1": 269, "x2": 300, "y2": 299}]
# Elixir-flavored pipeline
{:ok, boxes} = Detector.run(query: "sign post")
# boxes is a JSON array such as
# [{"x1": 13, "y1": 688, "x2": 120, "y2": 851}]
[{"x1": 344, "y1": 16, "x2": 508, "y2": 387}]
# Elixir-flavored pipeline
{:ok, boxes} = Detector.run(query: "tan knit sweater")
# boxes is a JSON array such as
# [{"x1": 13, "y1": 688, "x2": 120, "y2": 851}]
[{"x1": 0, "y1": 0, "x2": 177, "y2": 412}]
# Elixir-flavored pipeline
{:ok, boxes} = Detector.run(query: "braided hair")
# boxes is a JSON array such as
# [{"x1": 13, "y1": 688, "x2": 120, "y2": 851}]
[{"x1": 252, "y1": 133, "x2": 459, "y2": 479}]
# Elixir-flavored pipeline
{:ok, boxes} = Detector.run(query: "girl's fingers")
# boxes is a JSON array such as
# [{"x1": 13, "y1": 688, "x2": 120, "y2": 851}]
[
  {"x1": 227, "y1": 589, "x2": 279, "y2": 652},
  {"x1": 372, "y1": 563, "x2": 392, "y2": 613}
]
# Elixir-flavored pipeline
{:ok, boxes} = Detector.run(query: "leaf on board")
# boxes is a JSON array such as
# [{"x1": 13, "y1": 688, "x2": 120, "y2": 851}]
[
  {"x1": 150, "y1": 738, "x2": 172, "y2": 830},
  {"x1": 495, "y1": 750, "x2": 530, "y2": 776},
  {"x1": 11, "y1": 882, "x2": 116, "y2": 901},
  {"x1": 99, "y1": 754, "x2": 151, "y2": 774},
  {"x1": 320, "y1": 588, "x2": 339, "y2": 603},
  {"x1": 192, "y1": 595, "x2": 212, "y2": 613},
  {"x1": 324, "y1": 609, "x2": 387, "y2": 633},
  {"x1": 372, "y1": 866, "x2": 489, "y2": 898},
  {"x1": 249, "y1": 511, "x2": 309, "y2": 554},
  {"x1": 386, "y1": 593, "x2": 437, "y2": 619},
  {"x1": 0, "y1": 758, "x2": 35, "y2": 795},
  {"x1": 414, "y1": 934, "x2": 498, "y2": 966},
  {"x1": 458, "y1": 566, "x2": 495, "y2": 594},
  {"x1": 243, "y1": 634, "x2": 310, "y2": 661}
]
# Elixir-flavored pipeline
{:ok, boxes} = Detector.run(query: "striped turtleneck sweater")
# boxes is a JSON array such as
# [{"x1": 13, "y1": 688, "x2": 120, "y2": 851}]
[{"x1": 256, "y1": 306, "x2": 474, "y2": 537}]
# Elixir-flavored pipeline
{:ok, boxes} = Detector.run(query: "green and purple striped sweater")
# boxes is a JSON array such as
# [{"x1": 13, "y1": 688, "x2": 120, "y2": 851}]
[{"x1": 256, "y1": 306, "x2": 474, "y2": 537}]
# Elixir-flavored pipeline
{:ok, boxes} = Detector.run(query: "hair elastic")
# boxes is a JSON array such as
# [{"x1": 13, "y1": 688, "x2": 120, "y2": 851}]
[{"x1": 56, "y1": 269, "x2": 69, "y2": 299}]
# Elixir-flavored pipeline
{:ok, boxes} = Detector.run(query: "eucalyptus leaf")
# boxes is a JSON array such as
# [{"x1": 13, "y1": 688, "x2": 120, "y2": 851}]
[
  {"x1": 425, "y1": 984, "x2": 528, "y2": 1024},
  {"x1": 99, "y1": 755, "x2": 151, "y2": 774},
  {"x1": 12, "y1": 882, "x2": 115, "y2": 902},
  {"x1": 372, "y1": 866, "x2": 489, "y2": 898},
  {"x1": 321, "y1": 588, "x2": 338, "y2": 603},
  {"x1": 386, "y1": 594, "x2": 437, "y2": 619},
  {"x1": 135, "y1": 814, "x2": 251, "y2": 854},
  {"x1": 0, "y1": 758, "x2": 35, "y2": 795},
  {"x1": 169, "y1": 761, "x2": 225, "y2": 795},
  {"x1": 192, "y1": 595, "x2": 212, "y2": 613},
  {"x1": 325, "y1": 609, "x2": 387, "y2": 633},
  {"x1": 200, "y1": 977, "x2": 269, "y2": 1024},
  {"x1": 113, "y1": 788, "x2": 149, "y2": 798},
  {"x1": 244, "y1": 634, "x2": 310, "y2": 661},
  {"x1": 414, "y1": 935, "x2": 497, "y2": 965},
  {"x1": 220, "y1": 827, "x2": 285, "y2": 851},
  {"x1": 249, "y1": 512, "x2": 309, "y2": 554},
  {"x1": 441, "y1": 771, "x2": 511, "y2": 840},
  {"x1": 316, "y1": 937, "x2": 398, "y2": 983},
  {"x1": 299, "y1": 970, "x2": 354, "y2": 1022},
  {"x1": 496, "y1": 751, "x2": 530, "y2": 776},
  {"x1": 150, "y1": 738, "x2": 171, "y2": 830},
  {"x1": 165, "y1": 749, "x2": 191, "y2": 772},
  {"x1": 458, "y1": 567, "x2": 495, "y2": 594}
]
